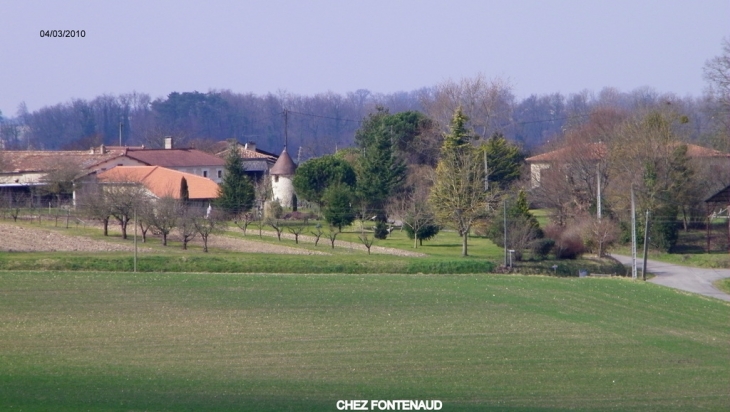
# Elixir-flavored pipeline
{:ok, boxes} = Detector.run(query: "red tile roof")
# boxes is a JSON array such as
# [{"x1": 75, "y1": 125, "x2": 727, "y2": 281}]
[
  {"x1": 526, "y1": 142, "x2": 729, "y2": 163},
  {"x1": 97, "y1": 166, "x2": 219, "y2": 200},
  {"x1": 0, "y1": 148, "x2": 128, "y2": 174},
  {"x1": 213, "y1": 143, "x2": 278, "y2": 161},
  {"x1": 526, "y1": 143, "x2": 607, "y2": 163},
  {"x1": 125, "y1": 148, "x2": 225, "y2": 168}
]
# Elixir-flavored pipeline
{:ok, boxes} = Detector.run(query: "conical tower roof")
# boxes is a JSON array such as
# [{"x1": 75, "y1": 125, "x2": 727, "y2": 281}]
[{"x1": 270, "y1": 148, "x2": 297, "y2": 175}]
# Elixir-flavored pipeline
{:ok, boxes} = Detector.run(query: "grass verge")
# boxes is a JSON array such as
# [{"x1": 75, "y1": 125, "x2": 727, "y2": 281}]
[{"x1": 0, "y1": 251, "x2": 495, "y2": 274}]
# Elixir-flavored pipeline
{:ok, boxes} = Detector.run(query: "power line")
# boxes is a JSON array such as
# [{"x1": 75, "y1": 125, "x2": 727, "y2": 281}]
[{"x1": 285, "y1": 109, "x2": 362, "y2": 124}]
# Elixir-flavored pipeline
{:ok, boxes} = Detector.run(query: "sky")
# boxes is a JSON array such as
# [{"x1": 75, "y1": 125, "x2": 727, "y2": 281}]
[{"x1": 1, "y1": 0, "x2": 729, "y2": 118}]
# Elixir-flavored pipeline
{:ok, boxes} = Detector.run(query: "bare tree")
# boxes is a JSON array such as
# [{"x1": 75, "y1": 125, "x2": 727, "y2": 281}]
[
  {"x1": 358, "y1": 232, "x2": 375, "y2": 255},
  {"x1": 233, "y1": 211, "x2": 255, "y2": 236},
  {"x1": 325, "y1": 225, "x2": 338, "y2": 249},
  {"x1": 193, "y1": 207, "x2": 222, "y2": 253},
  {"x1": 177, "y1": 206, "x2": 197, "y2": 250},
  {"x1": 266, "y1": 218, "x2": 284, "y2": 241},
  {"x1": 581, "y1": 216, "x2": 619, "y2": 257},
  {"x1": 310, "y1": 223, "x2": 323, "y2": 246},
  {"x1": 389, "y1": 177, "x2": 435, "y2": 248},
  {"x1": 40, "y1": 160, "x2": 83, "y2": 207},
  {"x1": 422, "y1": 74, "x2": 514, "y2": 138},
  {"x1": 287, "y1": 219, "x2": 307, "y2": 244},
  {"x1": 2, "y1": 191, "x2": 28, "y2": 222},
  {"x1": 77, "y1": 180, "x2": 113, "y2": 235},
  {"x1": 703, "y1": 37, "x2": 730, "y2": 113},
  {"x1": 148, "y1": 196, "x2": 179, "y2": 246},
  {"x1": 104, "y1": 183, "x2": 149, "y2": 239}
]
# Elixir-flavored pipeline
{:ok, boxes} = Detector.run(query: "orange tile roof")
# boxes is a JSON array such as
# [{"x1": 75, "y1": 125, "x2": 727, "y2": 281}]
[{"x1": 97, "y1": 166, "x2": 219, "y2": 200}]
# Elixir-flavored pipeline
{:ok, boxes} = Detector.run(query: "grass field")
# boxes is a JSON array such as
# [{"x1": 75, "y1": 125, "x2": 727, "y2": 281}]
[{"x1": 0, "y1": 271, "x2": 727, "y2": 411}]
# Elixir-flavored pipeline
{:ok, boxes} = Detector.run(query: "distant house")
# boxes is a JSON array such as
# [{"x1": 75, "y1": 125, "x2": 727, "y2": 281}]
[
  {"x1": 213, "y1": 141, "x2": 278, "y2": 182},
  {"x1": 1, "y1": 137, "x2": 227, "y2": 206},
  {"x1": 97, "y1": 166, "x2": 219, "y2": 204},
  {"x1": 526, "y1": 142, "x2": 730, "y2": 188},
  {"x1": 525, "y1": 142, "x2": 607, "y2": 188},
  {"x1": 119, "y1": 137, "x2": 226, "y2": 183},
  {"x1": 0, "y1": 146, "x2": 132, "y2": 205}
]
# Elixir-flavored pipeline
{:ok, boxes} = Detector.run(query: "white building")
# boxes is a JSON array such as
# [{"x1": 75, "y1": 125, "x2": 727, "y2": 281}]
[{"x1": 269, "y1": 148, "x2": 297, "y2": 208}]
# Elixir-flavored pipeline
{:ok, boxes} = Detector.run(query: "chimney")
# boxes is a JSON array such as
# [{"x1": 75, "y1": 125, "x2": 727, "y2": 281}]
[
  {"x1": 245, "y1": 141, "x2": 256, "y2": 152},
  {"x1": 164, "y1": 136, "x2": 174, "y2": 150}
]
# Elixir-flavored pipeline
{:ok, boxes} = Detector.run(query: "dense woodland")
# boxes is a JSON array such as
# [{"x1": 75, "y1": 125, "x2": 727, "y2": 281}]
[{"x1": 0, "y1": 73, "x2": 727, "y2": 158}]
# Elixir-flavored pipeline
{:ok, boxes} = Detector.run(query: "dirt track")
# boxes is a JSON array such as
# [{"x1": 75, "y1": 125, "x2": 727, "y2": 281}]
[
  {"x1": 0, "y1": 223, "x2": 153, "y2": 253},
  {"x1": 0, "y1": 222, "x2": 422, "y2": 257}
]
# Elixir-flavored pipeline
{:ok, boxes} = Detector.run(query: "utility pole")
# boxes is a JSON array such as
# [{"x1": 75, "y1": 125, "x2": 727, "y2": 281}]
[
  {"x1": 283, "y1": 109, "x2": 289, "y2": 150},
  {"x1": 642, "y1": 210, "x2": 650, "y2": 281},
  {"x1": 133, "y1": 208, "x2": 138, "y2": 273},
  {"x1": 631, "y1": 185, "x2": 637, "y2": 279},
  {"x1": 484, "y1": 150, "x2": 489, "y2": 192},
  {"x1": 503, "y1": 199, "x2": 508, "y2": 268},
  {"x1": 597, "y1": 163, "x2": 602, "y2": 220},
  {"x1": 119, "y1": 120, "x2": 123, "y2": 146}
]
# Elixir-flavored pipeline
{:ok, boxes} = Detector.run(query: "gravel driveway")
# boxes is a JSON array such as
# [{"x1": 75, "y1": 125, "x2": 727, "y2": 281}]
[{"x1": 612, "y1": 254, "x2": 730, "y2": 302}]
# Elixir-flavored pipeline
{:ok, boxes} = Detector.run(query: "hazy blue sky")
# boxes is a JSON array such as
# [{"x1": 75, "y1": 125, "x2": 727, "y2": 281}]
[{"x1": 1, "y1": 0, "x2": 728, "y2": 117}]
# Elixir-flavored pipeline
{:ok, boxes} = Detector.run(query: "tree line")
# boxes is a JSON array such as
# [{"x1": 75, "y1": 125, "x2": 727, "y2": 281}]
[{"x1": 2, "y1": 72, "x2": 727, "y2": 158}]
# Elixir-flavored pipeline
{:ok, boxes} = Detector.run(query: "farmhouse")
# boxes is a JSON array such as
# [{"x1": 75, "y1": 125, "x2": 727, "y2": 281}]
[
  {"x1": 0, "y1": 146, "x2": 132, "y2": 205},
  {"x1": 526, "y1": 142, "x2": 730, "y2": 188},
  {"x1": 213, "y1": 140, "x2": 278, "y2": 183},
  {"x1": 120, "y1": 137, "x2": 226, "y2": 183}
]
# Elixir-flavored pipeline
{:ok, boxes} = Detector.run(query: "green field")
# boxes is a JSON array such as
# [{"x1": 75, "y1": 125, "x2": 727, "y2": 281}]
[{"x1": 0, "y1": 271, "x2": 727, "y2": 411}]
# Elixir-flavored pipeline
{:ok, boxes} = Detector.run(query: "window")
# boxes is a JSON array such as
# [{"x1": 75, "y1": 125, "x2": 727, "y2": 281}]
[
  {"x1": 217, "y1": 170, "x2": 222, "y2": 178},
  {"x1": 203, "y1": 170, "x2": 208, "y2": 178},
  {"x1": 274, "y1": 175, "x2": 279, "y2": 182}
]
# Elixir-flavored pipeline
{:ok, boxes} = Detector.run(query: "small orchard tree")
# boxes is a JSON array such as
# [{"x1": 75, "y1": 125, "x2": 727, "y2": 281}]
[
  {"x1": 104, "y1": 183, "x2": 149, "y2": 239},
  {"x1": 177, "y1": 205, "x2": 197, "y2": 250},
  {"x1": 149, "y1": 196, "x2": 179, "y2": 246},
  {"x1": 193, "y1": 207, "x2": 222, "y2": 252},
  {"x1": 77, "y1": 181, "x2": 112, "y2": 235}
]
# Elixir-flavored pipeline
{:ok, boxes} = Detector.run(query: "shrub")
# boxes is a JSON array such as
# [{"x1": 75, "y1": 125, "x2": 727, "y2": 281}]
[
  {"x1": 544, "y1": 223, "x2": 585, "y2": 259},
  {"x1": 264, "y1": 200, "x2": 283, "y2": 219},
  {"x1": 530, "y1": 238, "x2": 555, "y2": 260},
  {"x1": 374, "y1": 221, "x2": 389, "y2": 239}
]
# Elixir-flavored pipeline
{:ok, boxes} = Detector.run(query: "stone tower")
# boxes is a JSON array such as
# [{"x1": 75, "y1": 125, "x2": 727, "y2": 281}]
[{"x1": 270, "y1": 148, "x2": 297, "y2": 208}]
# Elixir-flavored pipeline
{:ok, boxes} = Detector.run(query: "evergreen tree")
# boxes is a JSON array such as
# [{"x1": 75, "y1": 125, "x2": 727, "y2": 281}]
[
  {"x1": 216, "y1": 147, "x2": 255, "y2": 215},
  {"x1": 480, "y1": 132, "x2": 524, "y2": 190},
  {"x1": 180, "y1": 177, "x2": 189, "y2": 203},
  {"x1": 429, "y1": 107, "x2": 490, "y2": 256},
  {"x1": 292, "y1": 155, "x2": 356, "y2": 206},
  {"x1": 322, "y1": 184, "x2": 355, "y2": 231},
  {"x1": 354, "y1": 107, "x2": 407, "y2": 237}
]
